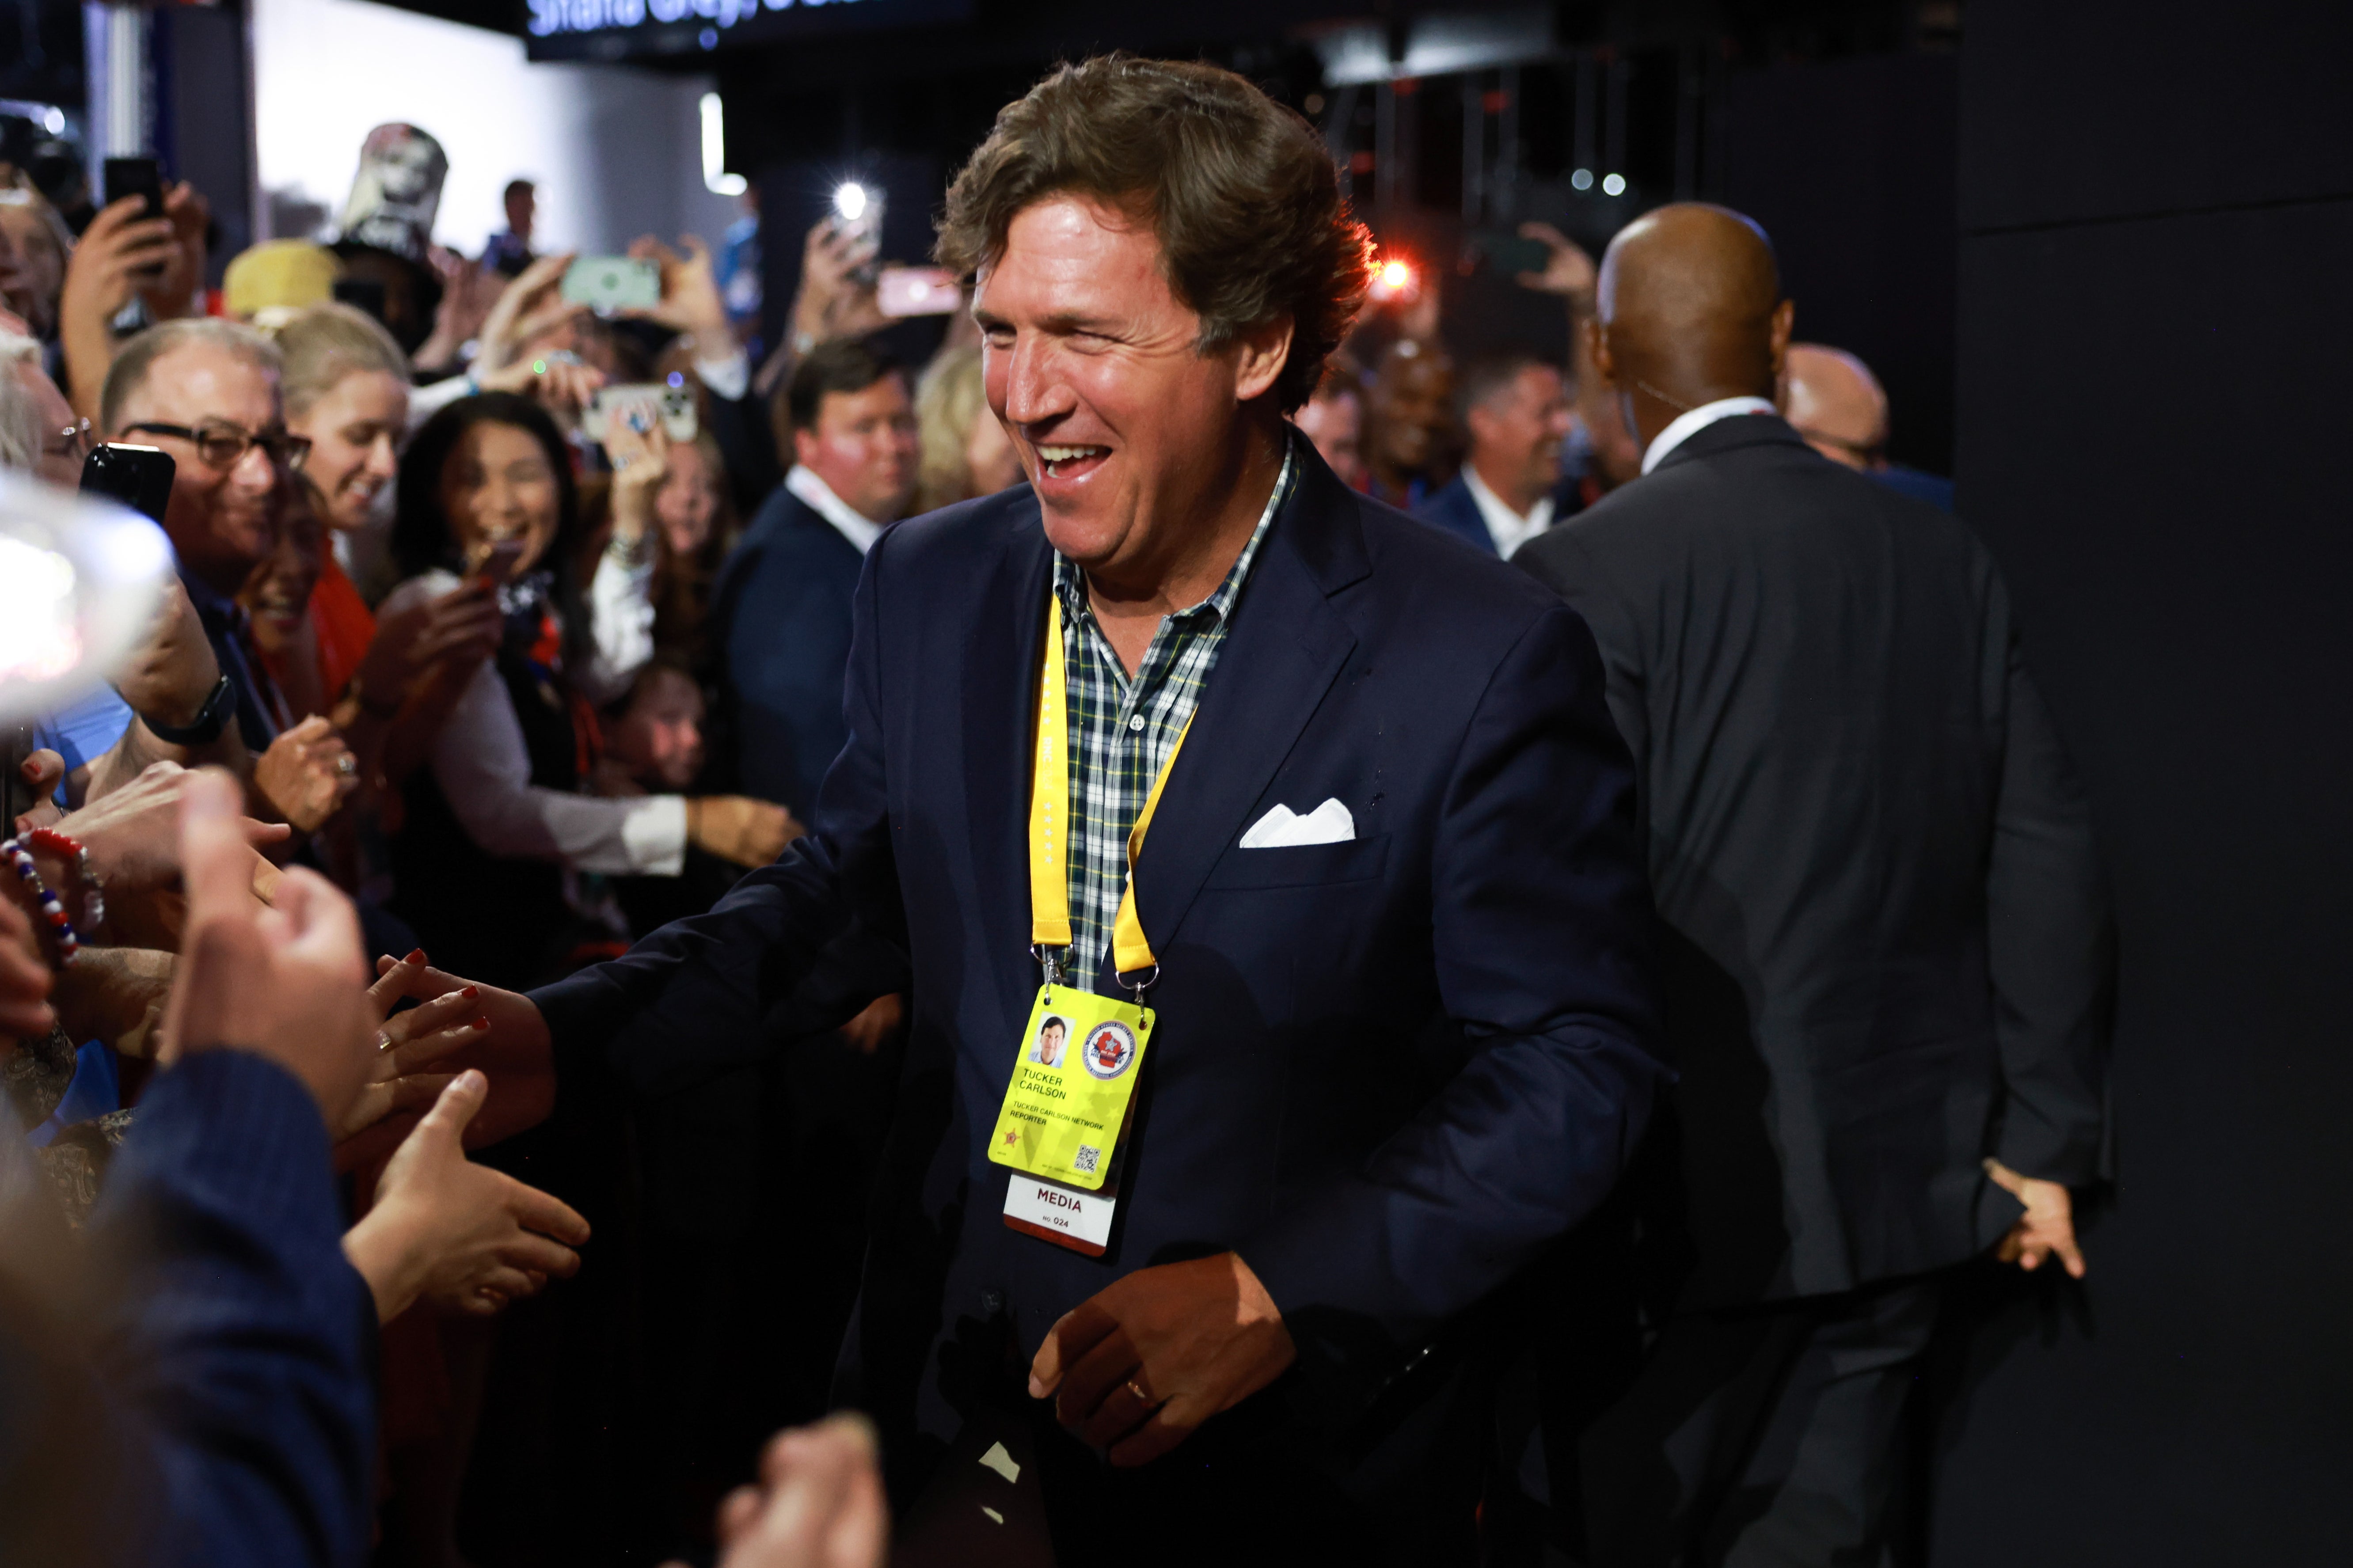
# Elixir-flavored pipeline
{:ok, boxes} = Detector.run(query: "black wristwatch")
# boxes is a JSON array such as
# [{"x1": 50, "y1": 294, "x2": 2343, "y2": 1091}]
[{"x1": 144, "y1": 674, "x2": 236, "y2": 747}]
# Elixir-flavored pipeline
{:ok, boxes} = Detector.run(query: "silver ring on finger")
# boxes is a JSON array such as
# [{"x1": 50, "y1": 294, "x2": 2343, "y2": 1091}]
[
  {"x1": 336, "y1": 753, "x2": 357, "y2": 776},
  {"x1": 375, "y1": 1029, "x2": 394, "y2": 1053}
]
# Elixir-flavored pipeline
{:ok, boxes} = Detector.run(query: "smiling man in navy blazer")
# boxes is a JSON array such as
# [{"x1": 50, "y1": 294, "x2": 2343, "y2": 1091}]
[{"x1": 422, "y1": 56, "x2": 1662, "y2": 1561}]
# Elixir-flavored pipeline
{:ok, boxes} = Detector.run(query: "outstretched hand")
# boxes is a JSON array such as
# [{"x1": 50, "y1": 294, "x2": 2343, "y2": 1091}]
[
  {"x1": 1515, "y1": 220, "x2": 1598, "y2": 304},
  {"x1": 623, "y1": 232, "x2": 730, "y2": 346},
  {"x1": 680, "y1": 1413, "x2": 887, "y2": 1568},
  {"x1": 356, "y1": 953, "x2": 557, "y2": 1156},
  {"x1": 1987, "y1": 1157, "x2": 2087, "y2": 1279},
  {"x1": 160, "y1": 769, "x2": 373, "y2": 1125},
  {"x1": 343, "y1": 1069, "x2": 590, "y2": 1321},
  {"x1": 1028, "y1": 1250, "x2": 1295, "y2": 1467}
]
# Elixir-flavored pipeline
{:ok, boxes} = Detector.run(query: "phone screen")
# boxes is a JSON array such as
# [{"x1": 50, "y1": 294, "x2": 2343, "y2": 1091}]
[
  {"x1": 103, "y1": 156, "x2": 163, "y2": 219},
  {"x1": 466, "y1": 536, "x2": 528, "y2": 585},
  {"x1": 81, "y1": 443, "x2": 177, "y2": 526},
  {"x1": 561, "y1": 256, "x2": 662, "y2": 312}
]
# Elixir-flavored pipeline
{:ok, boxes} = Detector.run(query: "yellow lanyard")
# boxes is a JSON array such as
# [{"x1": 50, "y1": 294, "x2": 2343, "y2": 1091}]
[{"x1": 1029, "y1": 593, "x2": 1190, "y2": 982}]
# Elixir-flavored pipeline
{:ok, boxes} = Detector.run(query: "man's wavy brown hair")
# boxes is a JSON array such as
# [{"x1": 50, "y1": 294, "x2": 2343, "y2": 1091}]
[{"x1": 935, "y1": 54, "x2": 1375, "y2": 414}]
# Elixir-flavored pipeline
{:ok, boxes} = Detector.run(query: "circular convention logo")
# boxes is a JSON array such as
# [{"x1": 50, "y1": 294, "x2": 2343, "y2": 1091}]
[{"x1": 1080, "y1": 1021, "x2": 1138, "y2": 1081}]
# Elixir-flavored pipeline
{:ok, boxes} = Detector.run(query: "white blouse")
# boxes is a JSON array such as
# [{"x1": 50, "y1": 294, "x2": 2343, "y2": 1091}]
[{"x1": 382, "y1": 568, "x2": 684, "y2": 876}]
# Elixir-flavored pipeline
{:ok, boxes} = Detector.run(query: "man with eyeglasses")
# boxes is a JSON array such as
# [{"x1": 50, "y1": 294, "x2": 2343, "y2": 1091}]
[{"x1": 99, "y1": 318, "x2": 312, "y2": 756}]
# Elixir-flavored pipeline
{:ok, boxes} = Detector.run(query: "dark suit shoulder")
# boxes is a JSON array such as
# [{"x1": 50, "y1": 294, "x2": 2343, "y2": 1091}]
[
  {"x1": 1331, "y1": 487, "x2": 1590, "y2": 693},
  {"x1": 1526, "y1": 424, "x2": 1992, "y2": 596},
  {"x1": 734, "y1": 486, "x2": 860, "y2": 565},
  {"x1": 870, "y1": 483, "x2": 1043, "y2": 581}
]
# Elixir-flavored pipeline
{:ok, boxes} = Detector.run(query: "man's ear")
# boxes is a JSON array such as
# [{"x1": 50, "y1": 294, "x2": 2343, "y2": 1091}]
[
  {"x1": 1232, "y1": 315, "x2": 1296, "y2": 405},
  {"x1": 1464, "y1": 402, "x2": 1496, "y2": 449},
  {"x1": 1586, "y1": 316, "x2": 1617, "y2": 387},
  {"x1": 1767, "y1": 298, "x2": 1797, "y2": 385},
  {"x1": 792, "y1": 425, "x2": 819, "y2": 470}
]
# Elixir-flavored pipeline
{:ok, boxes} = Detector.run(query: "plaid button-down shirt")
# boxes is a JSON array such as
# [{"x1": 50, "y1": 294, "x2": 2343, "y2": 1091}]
[{"x1": 1049, "y1": 440, "x2": 1296, "y2": 979}]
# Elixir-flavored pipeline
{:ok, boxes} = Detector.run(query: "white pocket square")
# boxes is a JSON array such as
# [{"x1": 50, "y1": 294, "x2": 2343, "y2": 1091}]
[{"x1": 1239, "y1": 798, "x2": 1355, "y2": 849}]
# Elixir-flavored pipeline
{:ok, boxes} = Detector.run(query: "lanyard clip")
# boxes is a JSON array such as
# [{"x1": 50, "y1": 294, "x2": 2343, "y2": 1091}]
[
  {"x1": 1030, "y1": 943, "x2": 1066, "y2": 989},
  {"x1": 1115, "y1": 962, "x2": 1160, "y2": 1001}
]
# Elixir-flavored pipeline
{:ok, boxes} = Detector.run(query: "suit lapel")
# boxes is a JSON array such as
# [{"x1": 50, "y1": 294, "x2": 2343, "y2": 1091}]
[
  {"x1": 1105, "y1": 458, "x2": 1365, "y2": 985},
  {"x1": 962, "y1": 494, "x2": 1055, "y2": 995}
]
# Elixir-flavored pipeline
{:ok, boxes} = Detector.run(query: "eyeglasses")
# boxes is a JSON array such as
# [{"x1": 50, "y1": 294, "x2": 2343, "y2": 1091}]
[
  {"x1": 122, "y1": 420, "x2": 312, "y2": 473},
  {"x1": 43, "y1": 419, "x2": 92, "y2": 464}
]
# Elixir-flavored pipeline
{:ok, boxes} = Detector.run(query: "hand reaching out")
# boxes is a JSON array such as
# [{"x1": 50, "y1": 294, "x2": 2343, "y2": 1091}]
[
  {"x1": 159, "y1": 769, "x2": 374, "y2": 1125},
  {"x1": 1516, "y1": 221, "x2": 1598, "y2": 304},
  {"x1": 57, "y1": 194, "x2": 183, "y2": 418},
  {"x1": 1028, "y1": 1250, "x2": 1295, "y2": 1467},
  {"x1": 27, "y1": 760, "x2": 289, "y2": 950},
  {"x1": 354, "y1": 578, "x2": 504, "y2": 718},
  {"x1": 413, "y1": 248, "x2": 503, "y2": 374},
  {"x1": 359, "y1": 954, "x2": 557, "y2": 1155},
  {"x1": 623, "y1": 232, "x2": 731, "y2": 348},
  {"x1": 602, "y1": 410, "x2": 670, "y2": 547},
  {"x1": 342, "y1": 1069, "x2": 590, "y2": 1322},
  {"x1": 1986, "y1": 1157, "x2": 2087, "y2": 1279},
  {"x1": 688, "y1": 795, "x2": 801, "y2": 867},
  {"x1": 791, "y1": 218, "x2": 889, "y2": 348},
  {"x1": 140, "y1": 181, "x2": 212, "y2": 321},
  {"x1": 324, "y1": 947, "x2": 497, "y2": 1157},
  {"x1": 474, "y1": 251, "x2": 582, "y2": 378},
  {"x1": 255, "y1": 715, "x2": 360, "y2": 834},
  {"x1": 111, "y1": 577, "x2": 223, "y2": 733},
  {"x1": 681, "y1": 1414, "x2": 887, "y2": 1568}
]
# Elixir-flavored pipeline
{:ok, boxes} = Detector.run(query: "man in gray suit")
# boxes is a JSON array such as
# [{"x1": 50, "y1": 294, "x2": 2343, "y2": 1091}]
[{"x1": 1517, "y1": 204, "x2": 2110, "y2": 1565}]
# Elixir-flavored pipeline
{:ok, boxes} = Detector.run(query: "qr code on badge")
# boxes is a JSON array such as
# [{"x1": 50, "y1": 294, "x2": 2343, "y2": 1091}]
[{"x1": 1072, "y1": 1145, "x2": 1101, "y2": 1175}]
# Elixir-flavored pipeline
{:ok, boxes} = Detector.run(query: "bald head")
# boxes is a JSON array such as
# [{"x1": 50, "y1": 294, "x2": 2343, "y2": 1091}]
[
  {"x1": 1781, "y1": 343, "x2": 1886, "y2": 469},
  {"x1": 1589, "y1": 203, "x2": 1794, "y2": 452}
]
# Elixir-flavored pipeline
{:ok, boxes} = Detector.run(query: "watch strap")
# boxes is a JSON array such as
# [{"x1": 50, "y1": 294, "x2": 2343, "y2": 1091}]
[{"x1": 143, "y1": 673, "x2": 236, "y2": 746}]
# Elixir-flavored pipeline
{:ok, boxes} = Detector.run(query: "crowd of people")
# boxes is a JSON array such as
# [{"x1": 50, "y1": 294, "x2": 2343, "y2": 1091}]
[{"x1": 0, "y1": 52, "x2": 2104, "y2": 1568}]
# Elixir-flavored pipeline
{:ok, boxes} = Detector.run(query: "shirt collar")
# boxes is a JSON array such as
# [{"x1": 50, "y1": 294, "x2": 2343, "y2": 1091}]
[
  {"x1": 1460, "y1": 461, "x2": 1556, "y2": 559},
  {"x1": 1640, "y1": 395, "x2": 1780, "y2": 475},
  {"x1": 1052, "y1": 435, "x2": 1296, "y2": 626},
  {"x1": 786, "y1": 464, "x2": 884, "y2": 554}
]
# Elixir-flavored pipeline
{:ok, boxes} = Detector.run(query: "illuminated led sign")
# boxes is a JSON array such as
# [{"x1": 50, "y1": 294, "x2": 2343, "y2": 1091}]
[{"x1": 525, "y1": 0, "x2": 969, "y2": 60}]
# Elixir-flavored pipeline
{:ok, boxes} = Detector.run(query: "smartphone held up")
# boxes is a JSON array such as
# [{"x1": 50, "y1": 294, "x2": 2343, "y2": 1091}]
[{"x1": 562, "y1": 255, "x2": 663, "y2": 313}]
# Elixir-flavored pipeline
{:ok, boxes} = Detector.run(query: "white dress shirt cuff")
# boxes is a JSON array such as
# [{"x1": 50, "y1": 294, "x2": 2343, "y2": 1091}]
[{"x1": 619, "y1": 793, "x2": 690, "y2": 878}]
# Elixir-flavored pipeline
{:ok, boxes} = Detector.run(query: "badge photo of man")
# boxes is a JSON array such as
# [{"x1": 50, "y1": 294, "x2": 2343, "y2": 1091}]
[
  {"x1": 1030, "y1": 1015, "x2": 1068, "y2": 1068},
  {"x1": 390, "y1": 54, "x2": 1665, "y2": 1565}
]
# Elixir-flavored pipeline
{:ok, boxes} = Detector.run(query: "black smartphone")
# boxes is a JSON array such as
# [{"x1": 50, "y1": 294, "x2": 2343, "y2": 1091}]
[
  {"x1": 103, "y1": 155, "x2": 163, "y2": 220},
  {"x1": 334, "y1": 277, "x2": 389, "y2": 326},
  {"x1": 81, "y1": 442, "x2": 177, "y2": 525},
  {"x1": 1462, "y1": 229, "x2": 1554, "y2": 277}
]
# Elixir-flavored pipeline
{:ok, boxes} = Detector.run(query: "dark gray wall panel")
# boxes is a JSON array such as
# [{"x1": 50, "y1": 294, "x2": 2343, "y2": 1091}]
[{"x1": 1961, "y1": 0, "x2": 2353, "y2": 232}]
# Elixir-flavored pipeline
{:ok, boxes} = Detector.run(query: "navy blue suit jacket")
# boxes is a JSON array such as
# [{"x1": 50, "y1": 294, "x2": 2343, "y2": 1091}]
[
  {"x1": 0, "y1": 1052, "x2": 375, "y2": 1565},
  {"x1": 711, "y1": 484, "x2": 867, "y2": 816},
  {"x1": 1412, "y1": 473, "x2": 1496, "y2": 554},
  {"x1": 535, "y1": 445, "x2": 1663, "y2": 1481}
]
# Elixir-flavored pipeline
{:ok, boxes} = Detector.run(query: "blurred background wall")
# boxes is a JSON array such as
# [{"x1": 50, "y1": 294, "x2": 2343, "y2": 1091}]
[{"x1": 249, "y1": 0, "x2": 738, "y2": 256}]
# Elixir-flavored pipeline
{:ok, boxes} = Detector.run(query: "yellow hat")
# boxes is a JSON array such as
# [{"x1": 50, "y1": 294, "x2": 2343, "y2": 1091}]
[{"x1": 223, "y1": 240, "x2": 343, "y2": 320}]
